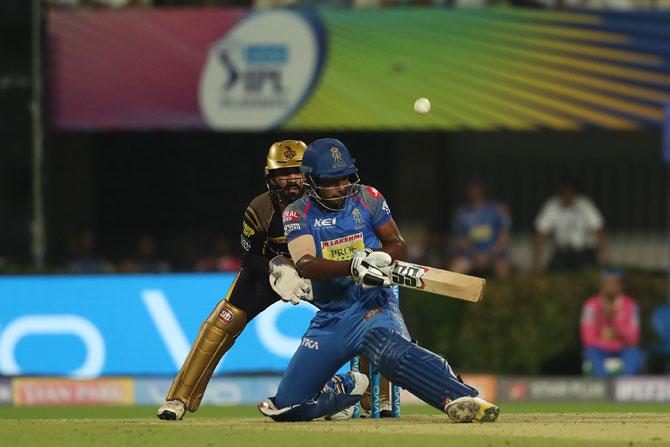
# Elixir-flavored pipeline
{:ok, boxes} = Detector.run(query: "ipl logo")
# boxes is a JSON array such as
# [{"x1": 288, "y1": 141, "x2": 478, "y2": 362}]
[{"x1": 199, "y1": 11, "x2": 324, "y2": 130}]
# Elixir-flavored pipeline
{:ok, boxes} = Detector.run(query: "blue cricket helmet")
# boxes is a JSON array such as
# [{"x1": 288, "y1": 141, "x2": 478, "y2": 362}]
[{"x1": 301, "y1": 138, "x2": 358, "y2": 179}]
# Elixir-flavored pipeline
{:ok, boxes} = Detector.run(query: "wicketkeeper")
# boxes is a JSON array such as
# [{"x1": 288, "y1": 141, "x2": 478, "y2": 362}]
[{"x1": 157, "y1": 140, "x2": 314, "y2": 420}]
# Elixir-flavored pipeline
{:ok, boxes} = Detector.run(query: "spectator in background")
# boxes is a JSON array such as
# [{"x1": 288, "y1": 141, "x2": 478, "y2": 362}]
[
  {"x1": 194, "y1": 235, "x2": 241, "y2": 272},
  {"x1": 532, "y1": 179, "x2": 608, "y2": 273},
  {"x1": 580, "y1": 269, "x2": 643, "y2": 378},
  {"x1": 448, "y1": 179, "x2": 511, "y2": 278},
  {"x1": 66, "y1": 229, "x2": 115, "y2": 274},
  {"x1": 118, "y1": 234, "x2": 171, "y2": 273}
]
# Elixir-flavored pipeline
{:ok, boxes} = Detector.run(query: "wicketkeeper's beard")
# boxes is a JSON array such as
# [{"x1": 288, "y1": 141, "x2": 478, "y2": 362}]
[
  {"x1": 279, "y1": 184, "x2": 305, "y2": 205},
  {"x1": 283, "y1": 183, "x2": 304, "y2": 202}
]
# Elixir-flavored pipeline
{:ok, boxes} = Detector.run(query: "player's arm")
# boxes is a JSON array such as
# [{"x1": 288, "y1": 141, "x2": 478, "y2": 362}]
[
  {"x1": 374, "y1": 219, "x2": 407, "y2": 262},
  {"x1": 283, "y1": 205, "x2": 353, "y2": 280},
  {"x1": 289, "y1": 235, "x2": 351, "y2": 280},
  {"x1": 365, "y1": 186, "x2": 406, "y2": 263},
  {"x1": 289, "y1": 235, "x2": 388, "y2": 287},
  {"x1": 240, "y1": 206, "x2": 270, "y2": 276}
]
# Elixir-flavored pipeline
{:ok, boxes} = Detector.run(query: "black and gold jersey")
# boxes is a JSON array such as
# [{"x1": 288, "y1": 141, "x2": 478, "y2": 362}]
[
  {"x1": 240, "y1": 191, "x2": 289, "y2": 260},
  {"x1": 230, "y1": 191, "x2": 292, "y2": 319}
]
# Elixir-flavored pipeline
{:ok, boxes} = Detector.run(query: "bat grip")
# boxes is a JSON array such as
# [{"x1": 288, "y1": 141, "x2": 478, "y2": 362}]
[{"x1": 363, "y1": 273, "x2": 386, "y2": 287}]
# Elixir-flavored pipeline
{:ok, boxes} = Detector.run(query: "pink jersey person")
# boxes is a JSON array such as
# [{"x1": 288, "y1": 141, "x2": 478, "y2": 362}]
[{"x1": 580, "y1": 269, "x2": 643, "y2": 377}]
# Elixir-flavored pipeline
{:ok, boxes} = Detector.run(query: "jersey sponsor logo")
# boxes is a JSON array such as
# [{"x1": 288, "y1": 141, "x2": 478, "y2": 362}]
[
  {"x1": 240, "y1": 235, "x2": 251, "y2": 252},
  {"x1": 218, "y1": 309, "x2": 234, "y2": 323},
  {"x1": 368, "y1": 186, "x2": 381, "y2": 199},
  {"x1": 242, "y1": 221, "x2": 255, "y2": 237},
  {"x1": 469, "y1": 224, "x2": 493, "y2": 242},
  {"x1": 320, "y1": 232, "x2": 364, "y2": 261},
  {"x1": 284, "y1": 223, "x2": 301, "y2": 234},
  {"x1": 283, "y1": 210, "x2": 300, "y2": 223},
  {"x1": 301, "y1": 337, "x2": 319, "y2": 350},
  {"x1": 313, "y1": 217, "x2": 336, "y2": 228}
]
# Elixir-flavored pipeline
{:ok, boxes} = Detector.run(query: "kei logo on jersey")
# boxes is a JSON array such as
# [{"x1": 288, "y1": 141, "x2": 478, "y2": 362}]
[{"x1": 313, "y1": 217, "x2": 337, "y2": 228}]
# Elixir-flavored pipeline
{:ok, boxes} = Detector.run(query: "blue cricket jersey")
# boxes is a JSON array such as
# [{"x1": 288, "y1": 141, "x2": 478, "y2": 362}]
[
  {"x1": 453, "y1": 202, "x2": 511, "y2": 252},
  {"x1": 282, "y1": 184, "x2": 393, "y2": 311}
]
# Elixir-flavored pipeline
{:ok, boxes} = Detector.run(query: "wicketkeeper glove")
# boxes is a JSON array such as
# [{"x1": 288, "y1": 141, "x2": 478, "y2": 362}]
[
  {"x1": 269, "y1": 256, "x2": 313, "y2": 305},
  {"x1": 350, "y1": 249, "x2": 392, "y2": 288}
]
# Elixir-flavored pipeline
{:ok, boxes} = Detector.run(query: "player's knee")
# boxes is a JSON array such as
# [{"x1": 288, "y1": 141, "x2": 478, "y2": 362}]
[
  {"x1": 361, "y1": 327, "x2": 411, "y2": 379},
  {"x1": 361, "y1": 327, "x2": 391, "y2": 365},
  {"x1": 206, "y1": 300, "x2": 247, "y2": 334}
]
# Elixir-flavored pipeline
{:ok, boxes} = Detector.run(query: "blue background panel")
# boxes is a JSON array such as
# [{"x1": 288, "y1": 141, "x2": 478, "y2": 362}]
[{"x1": 0, "y1": 274, "x2": 318, "y2": 378}]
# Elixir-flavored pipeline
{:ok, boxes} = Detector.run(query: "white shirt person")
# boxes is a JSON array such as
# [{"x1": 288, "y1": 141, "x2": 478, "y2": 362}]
[{"x1": 532, "y1": 182, "x2": 608, "y2": 273}]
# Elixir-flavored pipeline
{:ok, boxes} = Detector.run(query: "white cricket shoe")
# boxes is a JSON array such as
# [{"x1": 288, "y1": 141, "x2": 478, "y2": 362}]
[
  {"x1": 445, "y1": 396, "x2": 499, "y2": 423},
  {"x1": 323, "y1": 372, "x2": 369, "y2": 421},
  {"x1": 348, "y1": 371, "x2": 370, "y2": 396},
  {"x1": 157, "y1": 400, "x2": 186, "y2": 420}
]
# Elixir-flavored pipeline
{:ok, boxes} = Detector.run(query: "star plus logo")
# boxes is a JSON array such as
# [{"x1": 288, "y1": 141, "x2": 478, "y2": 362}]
[{"x1": 313, "y1": 218, "x2": 337, "y2": 228}]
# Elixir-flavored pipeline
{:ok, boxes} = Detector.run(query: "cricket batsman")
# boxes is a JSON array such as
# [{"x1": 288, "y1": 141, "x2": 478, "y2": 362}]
[
  {"x1": 157, "y1": 140, "x2": 314, "y2": 420},
  {"x1": 258, "y1": 138, "x2": 500, "y2": 422}
]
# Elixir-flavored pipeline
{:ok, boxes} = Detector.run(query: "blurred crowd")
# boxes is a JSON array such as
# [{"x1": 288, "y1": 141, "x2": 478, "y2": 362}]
[
  {"x1": 64, "y1": 230, "x2": 241, "y2": 274},
  {"x1": 56, "y1": 177, "x2": 610, "y2": 278},
  {"x1": 411, "y1": 177, "x2": 609, "y2": 279}
]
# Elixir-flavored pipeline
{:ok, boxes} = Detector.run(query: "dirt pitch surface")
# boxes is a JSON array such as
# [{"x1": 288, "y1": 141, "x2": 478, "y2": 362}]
[{"x1": 2, "y1": 404, "x2": 669, "y2": 447}]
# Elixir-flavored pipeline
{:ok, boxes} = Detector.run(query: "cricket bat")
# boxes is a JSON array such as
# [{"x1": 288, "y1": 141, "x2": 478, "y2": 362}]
[{"x1": 387, "y1": 261, "x2": 485, "y2": 303}]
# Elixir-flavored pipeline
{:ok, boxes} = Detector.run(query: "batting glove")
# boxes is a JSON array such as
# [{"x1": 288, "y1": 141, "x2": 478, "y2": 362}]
[{"x1": 350, "y1": 250, "x2": 392, "y2": 288}]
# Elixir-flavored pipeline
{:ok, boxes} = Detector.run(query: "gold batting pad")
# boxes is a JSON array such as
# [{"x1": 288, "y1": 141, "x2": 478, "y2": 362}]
[{"x1": 165, "y1": 299, "x2": 247, "y2": 412}]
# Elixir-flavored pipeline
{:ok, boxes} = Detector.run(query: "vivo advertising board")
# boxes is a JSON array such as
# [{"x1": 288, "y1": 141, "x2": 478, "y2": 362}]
[{"x1": 0, "y1": 274, "x2": 318, "y2": 378}]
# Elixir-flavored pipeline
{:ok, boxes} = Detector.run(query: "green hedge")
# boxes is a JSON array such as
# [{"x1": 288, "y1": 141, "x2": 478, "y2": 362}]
[{"x1": 400, "y1": 271, "x2": 667, "y2": 374}]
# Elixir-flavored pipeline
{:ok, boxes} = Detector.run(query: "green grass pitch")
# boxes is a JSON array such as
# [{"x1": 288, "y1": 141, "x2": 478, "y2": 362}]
[{"x1": 2, "y1": 403, "x2": 668, "y2": 447}]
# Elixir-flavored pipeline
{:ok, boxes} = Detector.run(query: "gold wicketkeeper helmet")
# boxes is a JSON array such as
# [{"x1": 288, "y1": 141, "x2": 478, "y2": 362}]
[{"x1": 265, "y1": 140, "x2": 307, "y2": 205}]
